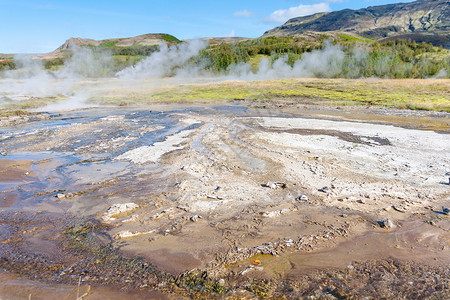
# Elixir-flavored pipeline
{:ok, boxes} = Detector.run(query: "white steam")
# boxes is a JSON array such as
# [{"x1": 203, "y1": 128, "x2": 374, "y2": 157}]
[
  {"x1": 114, "y1": 40, "x2": 368, "y2": 81},
  {"x1": 226, "y1": 41, "x2": 354, "y2": 80},
  {"x1": 1, "y1": 55, "x2": 64, "y2": 99},
  {"x1": 56, "y1": 46, "x2": 114, "y2": 79},
  {"x1": 117, "y1": 39, "x2": 209, "y2": 79},
  {"x1": 0, "y1": 41, "x2": 375, "y2": 111},
  {"x1": 1, "y1": 38, "x2": 447, "y2": 111},
  {"x1": 0, "y1": 46, "x2": 114, "y2": 110},
  {"x1": 430, "y1": 68, "x2": 448, "y2": 79}
]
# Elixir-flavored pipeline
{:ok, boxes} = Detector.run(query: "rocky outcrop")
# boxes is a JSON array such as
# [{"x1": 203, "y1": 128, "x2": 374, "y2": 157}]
[
  {"x1": 263, "y1": 0, "x2": 449, "y2": 47},
  {"x1": 56, "y1": 33, "x2": 178, "y2": 51},
  {"x1": 57, "y1": 37, "x2": 102, "y2": 50}
]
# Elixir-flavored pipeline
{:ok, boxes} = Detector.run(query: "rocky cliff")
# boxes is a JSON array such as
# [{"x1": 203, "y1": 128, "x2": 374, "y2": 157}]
[{"x1": 263, "y1": 0, "x2": 449, "y2": 47}]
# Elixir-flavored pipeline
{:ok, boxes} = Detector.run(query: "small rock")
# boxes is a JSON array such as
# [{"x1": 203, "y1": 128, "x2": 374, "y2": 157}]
[
  {"x1": 190, "y1": 215, "x2": 202, "y2": 222},
  {"x1": 443, "y1": 207, "x2": 449, "y2": 215},
  {"x1": 318, "y1": 186, "x2": 329, "y2": 193},
  {"x1": 56, "y1": 193, "x2": 66, "y2": 199},
  {"x1": 218, "y1": 279, "x2": 226, "y2": 286},
  {"x1": 298, "y1": 195, "x2": 309, "y2": 201},
  {"x1": 262, "y1": 207, "x2": 296, "y2": 218},
  {"x1": 380, "y1": 219, "x2": 394, "y2": 229},
  {"x1": 262, "y1": 182, "x2": 286, "y2": 189},
  {"x1": 0, "y1": 151, "x2": 6, "y2": 157},
  {"x1": 102, "y1": 203, "x2": 139, "y2": 222},
  {"x1": 393, "y1": 205, "x2": 407, "y2": 213},
  {"x1": 285, "y1": 239, "x2": 294, "y2": 247},
  {"x1": 427, "y1": 220, "x2": 436, "y2": 226},
  {"x1": 347, "y1": 265, "x2": 354, "y2": 270},
  {"x1": 340, "y1": 214, "x2": 348, "y2": 218},
  {"x1": 114, "y1": 230, "x2": 137, "y2": 239}
]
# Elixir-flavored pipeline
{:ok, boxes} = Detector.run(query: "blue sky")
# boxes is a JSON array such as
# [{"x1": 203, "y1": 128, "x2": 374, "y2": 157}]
[{"x1": 0, "y1": 0, "x2": 414, "y2": 53}]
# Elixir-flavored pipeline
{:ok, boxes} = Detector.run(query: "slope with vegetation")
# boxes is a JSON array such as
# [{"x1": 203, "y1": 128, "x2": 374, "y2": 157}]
[
  {"x1": 199, "y1": 35, "x2": 449, "y2": 79},
  {"x1": 1, "y1": 27, "x2": 449, "y2": 79},
  {"x1": 263, "y1": 0, "x2": 450, "y2": 48},
  {"x1": 20, "y1": 33, "x2": 182, "y2": 73}
]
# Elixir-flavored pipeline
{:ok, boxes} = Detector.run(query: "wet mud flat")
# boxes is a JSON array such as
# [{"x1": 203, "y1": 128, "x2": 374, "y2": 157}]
[{"x1": 0, "y1": 104, "x2": 449, "y2": 299}]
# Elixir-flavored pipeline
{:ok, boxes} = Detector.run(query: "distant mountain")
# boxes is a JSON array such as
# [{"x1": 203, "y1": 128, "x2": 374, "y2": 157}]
[
  {"x1": 58, "y1": 33, "x2": 180, "y2": 50},
  {"x1": 263, "y1": 0, "x2": 450, "y2": 47},
  {"x1": 36, "y1": 33, "x2": 180, "y2": 59}
]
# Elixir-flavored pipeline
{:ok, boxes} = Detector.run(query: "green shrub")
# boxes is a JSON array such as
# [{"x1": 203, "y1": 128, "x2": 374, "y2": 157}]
[
  {"x1": 0, "y1": 59, "x2": 15, "y2": 70},
  {"x1": 43, "y1": 57, "x2": 65, "y2": 70},
  {"x1": 112, "y1": 45, "x2": 159, "y2": 56},
  {"x1": 161, "y1": 34, "x2": 180, "y2": 43}
]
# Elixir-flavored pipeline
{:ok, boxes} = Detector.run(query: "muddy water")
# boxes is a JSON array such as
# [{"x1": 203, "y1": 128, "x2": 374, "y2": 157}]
[
  {"x1": 0, "y1": 272, "x2": 173, "y2": 300},
  {"x1": 231, "y1": 218, "x2": 449, "y2": 278},
  {"x1": 0, "y1": 104, "x2": 449, "y2": 298},
  {"x1": 256, "y1": 103, "x2": 450, "y2": 133}
]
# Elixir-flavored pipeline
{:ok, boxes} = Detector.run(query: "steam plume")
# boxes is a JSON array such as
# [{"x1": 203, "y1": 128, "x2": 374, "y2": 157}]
[{"x1": 117, "y1": 39, "x2": 209, "y2": 79}]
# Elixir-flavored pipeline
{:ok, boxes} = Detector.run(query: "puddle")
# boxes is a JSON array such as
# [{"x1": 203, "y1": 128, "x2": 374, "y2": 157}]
[
  {"x1": 0, "y1": 272, "x2": 174, "y2": 300},
  {"x1": 280, "y1": 106, "x2": 450, "y2": 133},
  {"x1": 230, "y1": 218, "x2": 449, "y2": 282}
]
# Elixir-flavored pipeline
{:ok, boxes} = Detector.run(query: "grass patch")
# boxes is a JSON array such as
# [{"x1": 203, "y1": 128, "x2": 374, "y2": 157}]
[
  {"x1": 112, "y1": 55, "x2": 145, "y2": 70},
  {"x1": 1, "y1": 96, "x2": 67, "y2": 110},
  {"x1": 0, "y1": 109, "x2": 32, "y2": 117},
  {"x1": 161, "y1": 34, "x2": 180, "y2": 43},
  {"x1": 338, "y1": 34, "x2": 374, "y2": 43},
  {"x1": 44, "y1": 57, "x2": 65, "y2": 70},
  {"x1": 0, "y1": 59, "x2": 15, "y2": 70},
  {"x1": 100, "y1": 40, "x2": 119, "y2": 47},
  {"x1": 102, "y1": 78, "x2": 450, "y2": 112},
  {"x1": 247, "y1": 54, "x2": 267, "y2": 71}
]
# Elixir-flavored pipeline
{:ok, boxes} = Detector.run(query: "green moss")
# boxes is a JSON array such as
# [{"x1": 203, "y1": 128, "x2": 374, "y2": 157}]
[
  {"x1": 245, "y1": 280, "x2": 271, "y2": 298},
  {"x1": 0, "y1": 109, "x2": 32, "y2": 117},
  {"x1": 175, "y1": 271, "x2": 229, "y2": 296}
]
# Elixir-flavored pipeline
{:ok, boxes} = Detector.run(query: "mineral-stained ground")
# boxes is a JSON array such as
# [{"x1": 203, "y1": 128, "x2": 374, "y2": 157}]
[{"x1": 0, "y1": 103, "x2": 449, "y2": 299}]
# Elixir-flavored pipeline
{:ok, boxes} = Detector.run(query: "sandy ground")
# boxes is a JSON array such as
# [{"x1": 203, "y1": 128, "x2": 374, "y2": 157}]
[{"x1": 0, "y1": 103, "x2": 449, "y2": 298}]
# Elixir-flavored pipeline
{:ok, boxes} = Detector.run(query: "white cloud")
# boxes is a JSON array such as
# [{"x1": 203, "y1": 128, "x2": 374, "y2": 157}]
[
  {"x1": 233, "y1": 10, "x2": 255, "y2": 17},
  {"x1": 265, "y1": 3, "x2": 331, "y2": 23}
]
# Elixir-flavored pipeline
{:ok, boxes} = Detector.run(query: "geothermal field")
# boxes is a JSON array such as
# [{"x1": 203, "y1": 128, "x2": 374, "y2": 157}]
[{"x1": 0, "y1": 42, "x2": 449, "y2": 299}]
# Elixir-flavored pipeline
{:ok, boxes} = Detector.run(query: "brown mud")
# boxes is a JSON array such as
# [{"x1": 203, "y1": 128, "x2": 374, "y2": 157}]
[{"x1": 0, "y1": 103, "x2": 449, "y2": 299}]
